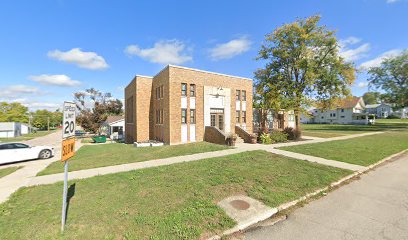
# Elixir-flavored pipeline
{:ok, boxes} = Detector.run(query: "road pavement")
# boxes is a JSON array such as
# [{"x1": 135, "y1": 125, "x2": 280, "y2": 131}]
[
  {"x1": 244, "y1": 153, "x2": 408, "y2": 240},
  {"x1": 0, "y1": 130, "x2": 63, "y2": 203}
]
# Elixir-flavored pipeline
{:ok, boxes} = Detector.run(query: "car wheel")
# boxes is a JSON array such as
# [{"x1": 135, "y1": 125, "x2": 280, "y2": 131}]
[{"x1": 39, "y1": 150, "x2": 52, "y2": 159}]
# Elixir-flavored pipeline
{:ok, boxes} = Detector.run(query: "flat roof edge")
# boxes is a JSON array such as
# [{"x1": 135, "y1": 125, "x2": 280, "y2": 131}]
[{"x1": 168, "y1": 64, "x2": 252, "y2": 81}]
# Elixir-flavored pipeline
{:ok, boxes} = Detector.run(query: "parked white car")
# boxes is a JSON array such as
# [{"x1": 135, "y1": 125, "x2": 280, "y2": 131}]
[{"x1": 0, "y1": 143, "x2": 54, "y2": 165}]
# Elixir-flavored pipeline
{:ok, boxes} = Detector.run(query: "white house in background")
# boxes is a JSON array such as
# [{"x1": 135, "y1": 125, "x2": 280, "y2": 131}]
[
  {"x1": 313, "y1": 97, "x2": 370, "y2": 125},
  {"x1": 100, "y1": 116, "x2": 125, "y2": 140},
  {"x1": 394, "y1": 107, "x2": 408, "y2": 119},
  {"x1": 300, "y1": 109, "x2": 318, "y2": 124},
  {"x1": 365, "y1": 103, "x2": 393, "y2": 118},
  {"x1": 0, "y1": 122, "x2": 23, "y2": 138}
]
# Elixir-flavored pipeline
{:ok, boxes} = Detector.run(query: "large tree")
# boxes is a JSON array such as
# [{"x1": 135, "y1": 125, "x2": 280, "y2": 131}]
[
  {"x1": 368, "y1": 50, "x2": 408, "y2": 108},
  {"x1": 362, "y1": 92, "x2": 381, "y2": 105},
  {"x1": 255, "y1": 15, "x2": 356, "y2": 132},
  {"x1": 74, "y1": 88, "x2": 123, "y2": 133},
  {"x1": 31, "y1": 109, "x2": 63, "y2": 130},
  {"x1": 0, "y1": 102, "x2": 29, "y2": 122}
]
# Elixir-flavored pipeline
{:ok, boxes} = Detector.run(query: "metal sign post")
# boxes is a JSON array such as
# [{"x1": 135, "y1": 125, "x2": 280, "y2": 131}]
[{"x1": 61, "y1": 101, "x2": 76, "y2": 232}]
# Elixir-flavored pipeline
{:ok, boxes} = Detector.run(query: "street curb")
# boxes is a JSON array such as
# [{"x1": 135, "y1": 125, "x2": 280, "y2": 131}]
[{"x1": 207, "y1": 148, "x2": 408, "y2": 240}]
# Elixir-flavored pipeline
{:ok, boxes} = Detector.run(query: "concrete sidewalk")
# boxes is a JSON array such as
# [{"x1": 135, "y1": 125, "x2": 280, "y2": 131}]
[
  {"x1": 244, "y1": 152, "x2": 408, "y2": 240},
  {"x1": 27, "y1": 131, "x2": 380, "y2": 186},
  {"x1": 0, "y1": 131, "x2": 82, "y2": 203},
  {"x1": 27, "y1": 147, "x2": 251, "y2": 186}
]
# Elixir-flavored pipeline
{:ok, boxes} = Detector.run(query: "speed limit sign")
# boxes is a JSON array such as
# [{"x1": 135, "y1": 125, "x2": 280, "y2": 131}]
[{"x1": 62, "y1": 101, "x2": 76, "y2": 139}]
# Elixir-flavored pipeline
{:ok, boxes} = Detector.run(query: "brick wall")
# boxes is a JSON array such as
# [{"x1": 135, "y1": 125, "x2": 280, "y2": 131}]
[{"x1": 204, "y1": 126, "x2": 227, "y2": 145}]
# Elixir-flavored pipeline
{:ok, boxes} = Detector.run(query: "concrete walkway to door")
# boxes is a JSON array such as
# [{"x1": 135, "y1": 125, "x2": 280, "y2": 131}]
[{"x1": 25, "y1": 131, "x2": 380, "y2": 188}]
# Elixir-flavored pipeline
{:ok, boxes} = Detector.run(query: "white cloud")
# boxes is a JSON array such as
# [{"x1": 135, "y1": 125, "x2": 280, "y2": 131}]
[
  {"x1": 340, "y1": 43, "x2": 371, "y2": 62},
  {"x1": 359, "y1": 49, "x2": 403, "y2": 69},
  {"x1": 125, "y1": 40, "x2": 192, "y2": 65},
  {"x1": 357, "y1": 81, "x2": 369, "y2": 88},
  {"x1": 23, "y1": 101, "x2": 61, "y2": 111},
  {"x1": 209, "y1": 36, "x2": 252, "y2": 60},
  {"x1": 338, "y1": 37, "x2": 370, "y2": 62},
  {"x1": 386, "y1": 0, "x2": 399, "y2": 3},
  {"x1": 29, "y1": 74, "x2": 81, "y2": 87},
  {"x1": 48, "y1": 48, "x2": 109, "y2": 70},
  {"x1": 338, "y1": 37, "x2": 361, "y2": 48},
  {"x1": 0, "y1": 85, "x2": 41, "y2": 99}
]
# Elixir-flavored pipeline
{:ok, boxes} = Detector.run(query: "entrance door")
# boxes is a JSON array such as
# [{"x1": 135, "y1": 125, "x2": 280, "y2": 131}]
[{"x1": 210, "y1": 108, "x2": 224, "y2": 131}]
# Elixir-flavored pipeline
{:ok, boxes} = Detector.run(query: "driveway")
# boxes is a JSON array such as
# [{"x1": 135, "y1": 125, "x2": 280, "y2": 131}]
[
  {"x1": 0, "y1": 130, "x2": 63, "y2": 203},
  {"x1": 244, "y1": 153, "x2": 408, "y2": 240}
]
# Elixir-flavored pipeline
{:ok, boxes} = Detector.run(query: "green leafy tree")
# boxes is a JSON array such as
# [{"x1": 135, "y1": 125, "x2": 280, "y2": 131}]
[
  {"x1": 368, "y1": 50, "x2": 408, "y2": 108},
  {"x1": 31, "y1": 109, "x2": 63, "y2": 130},
  {"x1": 74, "y1": 88, "x2": 123, "y2": 133},
  {"x1": 362, "y1": 92, "x2": 381, "y2": 105},
  {"x1": 255, "y1": 15, "x2": 356, "y2": 131},
  {"x1": 0, "y1": 102, "x2": 28, "y2": 122}
]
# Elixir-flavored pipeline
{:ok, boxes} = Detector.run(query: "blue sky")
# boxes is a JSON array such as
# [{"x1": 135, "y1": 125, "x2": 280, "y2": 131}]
[{"x1": 0, "y1": 0, "x2": 407, "y2": 110}]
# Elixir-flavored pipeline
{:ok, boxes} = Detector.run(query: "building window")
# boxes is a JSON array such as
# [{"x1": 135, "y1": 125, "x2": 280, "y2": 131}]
[
  {"x1": 236, "y1": 90, "x2": 241, "y2": 101},
  {"x1": 242, "y1": 111, "x2": 246, "y2": 123},
  {"x1": 242, "y1": 90, "x2": 246, "y2": 101},
  {"x1": 160, "y1": 109, "x2": 163, "y2": 124},
  {"x1": 160, "y1": 86, "x2": 163, "y2": 99},
  {"x1": 236, "y1": 111, "x2": 240, "y2": 123},
  {"x1": 181, "y1": 83, "x2": 187, "y2": 96},
  {"x1": 211, "y1": 115, "x2": 216, "y2": 127},
  {"x1": 218, "y1": 115, "x2": 224, "y2": 130},
  {"x1": 288, "y1": 114, "x2": 295, "y2": 121},
  {"x1": 126, "y1": 96, "x2": 134, "y2": 123},
  {"x1": 190, "y1": 109, "x2": 196, "y2": 124},
  {"x1": 181, "y1": 109, "x2": 187, "y2": 123},
  {"x1": 341, "y1": 109, "x2": 344, "y2": 112},
  {"x1": 190, "y1": 84, "x2": 196, "y2": 97},
  {"x1": 333, "y1": 113, "x2": 336, "y2": 117}
]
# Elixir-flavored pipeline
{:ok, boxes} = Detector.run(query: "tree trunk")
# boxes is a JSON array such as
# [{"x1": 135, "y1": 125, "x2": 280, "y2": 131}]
[{"x1": 294, "y1": 109, "x2": 302, "y2": 136}]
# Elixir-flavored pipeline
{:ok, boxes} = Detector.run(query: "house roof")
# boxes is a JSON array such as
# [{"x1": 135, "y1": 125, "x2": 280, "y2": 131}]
[
  {"x1": 336, "y1": 97, "x2": 362, "y2": 109},
  {"x1": 365, "y1": 104, "x2": 381, "y2": 109},
  {"x1": 105, "y1": 116, "x2": 124, "y2": 124}
]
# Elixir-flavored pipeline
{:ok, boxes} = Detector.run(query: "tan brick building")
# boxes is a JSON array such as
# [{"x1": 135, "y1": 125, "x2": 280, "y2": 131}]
[{"x1": 125, "y1": 65, "x2": 253, "y2": 145}]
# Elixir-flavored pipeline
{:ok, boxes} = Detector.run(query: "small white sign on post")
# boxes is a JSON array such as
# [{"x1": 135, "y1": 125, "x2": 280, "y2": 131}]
[
  {"x1": 62, "y1": 102, "x2": 76, "y2": 139},
  {"x1": 61, "y1": 101, "x2": 76, "y2": 232}
]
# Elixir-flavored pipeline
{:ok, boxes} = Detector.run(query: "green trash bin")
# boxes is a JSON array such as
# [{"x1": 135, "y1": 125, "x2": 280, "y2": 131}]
[{"x1": 92, "y1": 135, "x2": 107, "y2": 143}]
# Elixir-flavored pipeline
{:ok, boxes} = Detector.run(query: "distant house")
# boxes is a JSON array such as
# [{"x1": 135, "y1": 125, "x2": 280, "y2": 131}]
[
  {"x1": 100, "y1": 116, "x2": 125, "y2": 140},
  {"x1": 394, "y1": 107, "x2": 408, "y2": 119},
  {"x1": 253, "y1": 109, "x2": 295, "y2": 133},
  {"x1": 313, "y1": 97, "x2": 370, "y2": 125},
  {"x1": 365, "y1": 103, "x2": 393, "y2": 118},
  {"x1": 0, "y1": 122, "x2": 23, "y2": 138},
  {"x1": 300, "y1": 109, "x2": 318, "y2": 124}
]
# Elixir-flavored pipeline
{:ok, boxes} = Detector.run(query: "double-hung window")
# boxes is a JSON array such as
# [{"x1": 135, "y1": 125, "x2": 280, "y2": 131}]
[
  {"x1": 190, "y1": 84, "x2": 196, "y2": 97},
  {"x1": 190, "y1": 109, "x2": 196, "y2": 124},
  {"x1": 236, "y1": 111, "x2": 240, "y2": 123},
  {"x1": 236, "y1": 90, "x2": 241, "y2": 101},
  {"x1": 242, "y1": 90, "x2": 246, "y2": 101},
  {"x1": 181, "y1": 83, "x2": 187, "y2": 96},
  {"x1": 181, "y1": 109, "x2": 187, "y2": 123}
]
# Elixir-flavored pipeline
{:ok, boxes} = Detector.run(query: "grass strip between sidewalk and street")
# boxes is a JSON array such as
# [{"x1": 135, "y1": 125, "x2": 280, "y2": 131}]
[
  {"x1": 0, "y1": 150, "x2": 351, "y2": 240},
  {"x1": 0, "y1": 166, "x2": 21, "y2": 179},
  {"x1": 38, "y1": 142, "x2": 230, "y2": 176},
  {"x1": 279, "y1": 132, "x2": 408, "y2": 166}
]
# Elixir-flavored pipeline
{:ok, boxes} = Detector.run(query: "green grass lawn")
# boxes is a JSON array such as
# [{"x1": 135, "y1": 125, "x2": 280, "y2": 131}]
[
  {"x1": 38, "y1": 142, "x2": 230, "y2": 176},
  {"x1": 0, "y1": 150, "x2": 351, "y2": 239},
  {"x1": 0, "y1": 130, "x2": 57, "y2": 143},
  {"x1": 301, "y1": 120, "x2": 408, "y2": 138},
  {"x1": 280, "y1": 132, "x2": 408, "y2": 166},
  {"x1": 0, "y1": 166, "x2": 21, "y2": 179}
]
